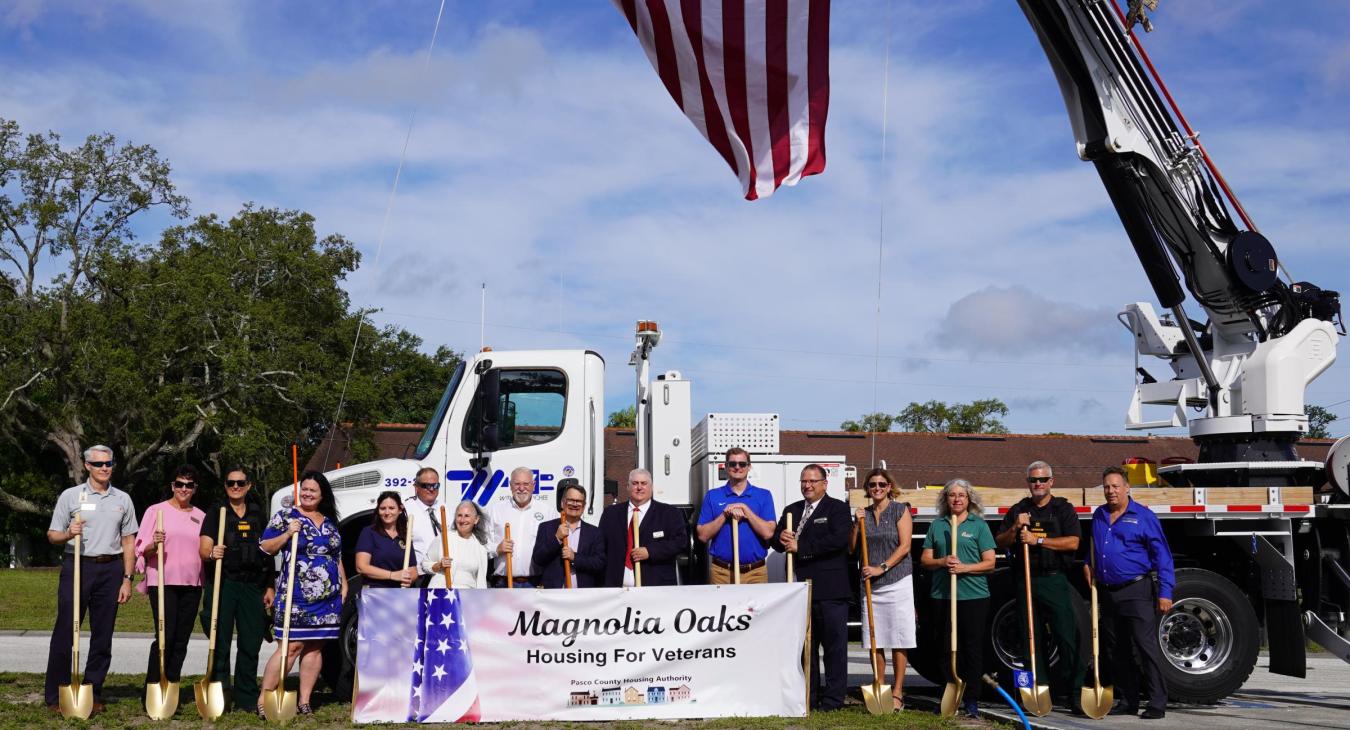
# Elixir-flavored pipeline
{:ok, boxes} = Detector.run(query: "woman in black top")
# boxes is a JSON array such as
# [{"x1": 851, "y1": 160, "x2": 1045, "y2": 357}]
[
  {"x1": 355, "y1": 491, "x2": 415, "y2": 588},
  {"x1": 197, "y1": 467, "x2": 276, "y2": 712}
]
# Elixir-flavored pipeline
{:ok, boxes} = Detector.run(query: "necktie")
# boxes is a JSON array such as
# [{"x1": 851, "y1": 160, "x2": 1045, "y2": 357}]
[
  {"x1": 799, "y1": 502, "x2": 815, "y2": 534},
  {"x1": 626, "y1": 506, "x2": 641, "y2": 569},
  {"x1": 428, "y1": 506, "x2": 441, "y2": 536}
]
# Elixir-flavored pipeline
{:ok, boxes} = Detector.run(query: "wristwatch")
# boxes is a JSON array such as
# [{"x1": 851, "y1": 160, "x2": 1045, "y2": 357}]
[
  {"x1": 123, "y1": 574, "x2": 134, "y2": 581},
  {"x1": 881, "y1": 562, "x2": 890, "y2": 572},
  {"x1": 1036, "y1": 537, "x2": 1045, "y2": 546}
]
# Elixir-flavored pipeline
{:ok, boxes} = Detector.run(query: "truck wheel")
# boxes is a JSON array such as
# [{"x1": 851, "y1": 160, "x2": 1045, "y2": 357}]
[
  {"x1": 986, "y1": 572, "x2": 1090, "y2": 693},
  {"x1": 1158, "y1": 568, "x2": 1258, "y2": 704}
]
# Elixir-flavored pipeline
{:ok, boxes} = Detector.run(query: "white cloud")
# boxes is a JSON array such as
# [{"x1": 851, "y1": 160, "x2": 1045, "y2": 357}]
[{"x1": 932, "y1": 286, "x2": 1122, "y2": 356}]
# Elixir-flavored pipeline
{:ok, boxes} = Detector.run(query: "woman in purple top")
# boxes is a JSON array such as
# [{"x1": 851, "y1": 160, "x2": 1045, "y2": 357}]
[
  {"x1": 355, "y1": 491, "x2": 415, "y2": 588},
  {"x1": 134, "y1": 465, "x2": 206, "y2": 690}
]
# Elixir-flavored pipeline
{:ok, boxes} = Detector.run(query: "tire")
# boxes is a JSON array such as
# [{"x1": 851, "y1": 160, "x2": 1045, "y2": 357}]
[
  {"x1": 1158, "y1": 568, "x2": 1258, "y2": 704},
  {"x1": 986, "y1": 569, "x2": 1091, "y2": 696}
]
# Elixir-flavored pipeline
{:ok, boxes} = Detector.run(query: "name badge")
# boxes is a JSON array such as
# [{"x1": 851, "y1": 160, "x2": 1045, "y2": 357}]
[
  {"x1": 813, "y1": 517, "x2": 827, "y2": 524},
  {"x1": 190, "y1": 516, "x2": 201, "y2": 524},
  {"x1": 237, "y1": 521, "x2": 251, "y2": 530},
  {"x1": 80, "y1": 503, "x2": 98, "y2": 512},
  {"x1": 653, "y1": 531, "x2": 665, "y2": 538}
]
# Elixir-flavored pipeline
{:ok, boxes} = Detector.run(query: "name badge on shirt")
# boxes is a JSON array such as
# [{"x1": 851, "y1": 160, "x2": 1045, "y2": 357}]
[
  {"x1": 80, "y1": 503, "x2": 98, "y2": 512},
  {"x1": 1123, "y1": 517, "x2": 1139, "y2": 524},
  {"x1": 190, "y1": 516, "x2": 201, "y2": 524},
  {"x1": 653, "y1": 531, "x2": 665, "y2": 538},
  {"x1": 237, "y1": 521, "x2": 251, "y2": 531}
]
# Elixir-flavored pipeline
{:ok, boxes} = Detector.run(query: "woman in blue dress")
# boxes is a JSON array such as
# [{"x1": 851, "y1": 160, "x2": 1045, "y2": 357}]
[{"x1": 257, "y1": 470, "x2": 347, "y2": 718}]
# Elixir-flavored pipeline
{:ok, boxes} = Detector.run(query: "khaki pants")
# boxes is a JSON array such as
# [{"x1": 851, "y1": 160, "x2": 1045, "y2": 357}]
[{"x1": 710, "y1": 562, "x2": 768, "y2": 585}]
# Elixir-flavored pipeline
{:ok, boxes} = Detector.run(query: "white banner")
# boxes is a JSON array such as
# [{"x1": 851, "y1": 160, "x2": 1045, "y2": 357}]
[{"x1": 353, "y1": 584, "x2": 809, "y2": 723}]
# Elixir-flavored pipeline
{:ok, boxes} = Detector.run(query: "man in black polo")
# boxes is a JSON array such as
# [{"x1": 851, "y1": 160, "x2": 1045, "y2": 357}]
[
  {"x1": 772, "y1": 464, "x2": 851, "y2": 712},
  {"x1": 996, "y1": 460, "x2": 1083, "y2": 711},
  {"x1": 43, "y1": 445, "x2": 139, "y2": 715}
]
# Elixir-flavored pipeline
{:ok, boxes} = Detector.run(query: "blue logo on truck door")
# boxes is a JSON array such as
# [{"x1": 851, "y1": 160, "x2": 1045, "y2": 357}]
[{"x1": 445, "y1": 469, "x2": 556, "y2": 506}]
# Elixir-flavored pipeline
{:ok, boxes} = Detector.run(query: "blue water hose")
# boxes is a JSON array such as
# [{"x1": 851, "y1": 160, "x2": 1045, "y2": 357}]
[{"x1": 983, "y1": 674, "x2": 1032, "y2": 730}]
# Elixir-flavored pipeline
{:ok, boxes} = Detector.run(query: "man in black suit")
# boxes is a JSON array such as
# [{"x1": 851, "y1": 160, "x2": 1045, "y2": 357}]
[
  {"x1": 532, "y1": 481, "x2": 605, "y2": 588},
  {"x1": 772, "y1": 463, "x2": 851, "y2": 712},
  {"x1": 599, "y1": 469, "x2": 688, "y2": 587}
]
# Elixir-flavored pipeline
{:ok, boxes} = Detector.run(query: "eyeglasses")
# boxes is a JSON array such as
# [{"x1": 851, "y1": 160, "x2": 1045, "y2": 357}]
[
  {"x1": 225, "y1": 479, "x2": 249, "y2": 488},
  {"x1": 867, "y1": 481, "x2": 889, "y2": 488},
  {"x1": 87, "y1": 461, "x2": 115, "y2": 469},
  {"x1": 416, "y1": 482, "x2": 441, "y2": 490},
  {"x1": 799, "y1": 478, "x2": 825, "y2": 485},
  {"x1": 562, "y1": 498, "x2": 585, "y2": 506},
  {"x1": 1026, "y1": 476, "x2": 1052, "y2": 484},
  {"x1": 726, "y1": 461, "x2": 750, "y2": 469},
  {"x1": 173, "y1": 480, "x2": 197, "y2": 490}
]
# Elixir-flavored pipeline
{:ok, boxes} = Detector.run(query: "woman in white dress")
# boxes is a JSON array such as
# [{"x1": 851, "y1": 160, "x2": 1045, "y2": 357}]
[
  {"x1": 852, "y1": 467, "x2": 916, "y2": 711},
  {"x1": 423, "y1": 501, "x2": 489, "y2": 589}
]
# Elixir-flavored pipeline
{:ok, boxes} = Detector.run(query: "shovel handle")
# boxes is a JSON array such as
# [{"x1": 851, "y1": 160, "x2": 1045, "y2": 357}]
[
  {"x1": 504, "y1": 523, "x2": 513, "y2": 589},
  {"x1": 403, "y1": 512, "x2": 415, "y2": 573},
  {"x1": 439, "y1": 505, "x2": 452, "y2": 588},
  {"x1": 731, "y1": 516, "x2": 741, "y2": 584},
  {"x1": 1022, "y1": 542, "x2": 1038, "y2": 680},
  {"x1": 204, "y1": 507, "x2": 227, "y2": 680},
  {"x1": 156, "y1": 509, "x2": 168, "y2": 681},
  {"x1": 71, "y1": 516, "x2": 82, "y2": 682},
  {"x1": 950, "y1": 520, "x2": 959, "y2": 652},
  {"x1": 785, "y1": 514, "x2": 794, "y2": 583}
]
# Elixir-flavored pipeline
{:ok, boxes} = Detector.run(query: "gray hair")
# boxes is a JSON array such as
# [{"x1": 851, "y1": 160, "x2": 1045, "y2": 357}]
[
  {"x1": 937, "y1": 478, "x2": 985, "y2": 518},
  {"x1": 455, "y1": 500, "x2": 489, "y2": 545},
  {"x1": 509, "y1": 466, "x2": 535, "y2": 483},
  {"x1": 83, "y1": 444, "x2": 113, "y2": 462},
  {"x1": 628, "y1": 468, "x2": 652, "y2": 483},
  {"x1": 1026, "y1": 460, "x2": 1053, "y2": 478}
]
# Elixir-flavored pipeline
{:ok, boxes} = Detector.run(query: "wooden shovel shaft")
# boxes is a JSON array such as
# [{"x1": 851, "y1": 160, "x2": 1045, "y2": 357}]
[
  {"x1": 785, "y1": 514, "x2": 794, "y2": 582},
  {"x1": 71, "y1": 518, "x2": 82, "y2": 682},
  {"x1": 1022, "y1": 542, "x2": 1039, "y2": 682},
  {"x1": 440, "y1": 505, "x2": 452, "y2": 588},
  {"x1": 204, "y1": 507, "x2": 226, "y2": 681},
  {"x1": 156, "y1": 509, "x2": 168, "y2": 681},
  {"x1": 1090, "y1": 544, "x2": 1101, "y2": 686},
  {"x1": 504, "y1": 524, "x2": 513, "y2": 589},
  {"x1": 732, "y1": 516, "x2": 741, "y2": 584},
  {"x1": 403, "y1": 512, "x2": 414, "y2": 574},
  {"x1": 950, "y1": 519, "x2": 959, "y2": 652},
  {"x1": 278, "y1": 530, "x2": 300, "y2": 679},
  {"x1": 858, "y1": 512, "x2": 885, "y2": 688}
]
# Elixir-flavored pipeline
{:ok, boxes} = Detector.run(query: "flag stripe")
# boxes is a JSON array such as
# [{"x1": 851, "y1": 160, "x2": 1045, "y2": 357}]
[
  {"x1": 782, "y1": 0, "x2": 811, "y2": 185},
  {"x1": 662, "y1": 0, "x2": 708, "y2": 142},
  {"x1": 645, "y1": 0, "x2": 685, "y2": 109},
  {"x1": 699, "y1": 0, "x2": 754, "y2": 191},
  {"x1": 804, "y1": 0, "x2": 829, "y2": 176},
  {"x1": 681, "y1": 0, "x2": 739, "y2": 172},
  {"x1": 721, "y1": 0, "x2": 758, "y2": 198},
  {"x1": 765, "y1": 0, "x2": 791, "y2": 190}
]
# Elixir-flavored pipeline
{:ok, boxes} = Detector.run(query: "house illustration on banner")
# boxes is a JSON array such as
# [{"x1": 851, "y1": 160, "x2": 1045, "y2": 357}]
[
  {"x1": 623, "y1": 686, "x2": 645, "y2": 704},
  {"x1": 568, "y1": 690, "x2": 598, "y2": 706},
  {"x1": 668, "y1": 684, "x2": 692, "y2": 703},
  {"x1": 647, "y1": 686, "x2": 667, "y2": 704},
  {"x1": 599, "y1": 686, "x2": 622, "y2": 706}
]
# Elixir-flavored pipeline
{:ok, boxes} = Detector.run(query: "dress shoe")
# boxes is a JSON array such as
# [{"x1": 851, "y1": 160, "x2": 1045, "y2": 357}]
[
  {"x1": 91, "y1": 701, "x2": 106, "y2": 715},
  {"x1": 1140, "y1": 707, "x2": 1166, "y2": 719},
  {"x1": 46, "y1": 704, "x2": 61, "y2": 715},
  {"x1": 1109, "y1": 704, "x2": 1139, "y2": 716}
]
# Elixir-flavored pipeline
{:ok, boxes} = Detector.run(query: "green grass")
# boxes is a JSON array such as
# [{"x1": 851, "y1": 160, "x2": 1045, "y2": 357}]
[
  {"x1": 0, "y1": 672, "x2": 974, "y2": 729},
  {"x1": 0, "y1": 568, "x2": 152, "y2": 633}
]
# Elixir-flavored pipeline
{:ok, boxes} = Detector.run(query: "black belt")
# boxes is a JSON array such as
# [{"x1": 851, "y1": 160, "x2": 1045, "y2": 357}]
[
  {"x1": 1104, "y1": 574, "x2": 1147, "y2": 591},
  {"x1": 711, "y1": 557, "x2": 765, "y2": 571},
  {"x1": 79, "y1": 555, "x2": 118, "y2": 564}
]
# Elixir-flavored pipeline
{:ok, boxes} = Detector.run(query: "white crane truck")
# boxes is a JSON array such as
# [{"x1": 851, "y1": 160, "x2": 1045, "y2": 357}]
[{"x1": 275, "y1": 0, "x2": 1350, "y2": 705}]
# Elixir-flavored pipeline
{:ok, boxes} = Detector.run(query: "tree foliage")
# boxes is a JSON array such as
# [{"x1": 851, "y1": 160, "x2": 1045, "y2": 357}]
[
  {"x1": 0, "y1": 120, "x2": 460, "y2": 553},
  {"x1": 895, "y1": 398, "x2": 1010, "y2": 434},
  {"x1": 1306, "y1": 404, "x2": 1337, "y2": 439},
  {"x1": 840, "y1": 412, "x2": 894, "y2": 433},
  {"x1": 607, "y1": 405, "x2": 636, "y2": 428}
]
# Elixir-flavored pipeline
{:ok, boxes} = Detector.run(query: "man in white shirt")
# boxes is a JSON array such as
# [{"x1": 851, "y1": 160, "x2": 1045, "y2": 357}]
[
  {"x1": 403, "y1": 467, "x2": 445, "y2": 578},
  {"x1": 486, "y1": 467, "x2": 555, "y2": 587}
]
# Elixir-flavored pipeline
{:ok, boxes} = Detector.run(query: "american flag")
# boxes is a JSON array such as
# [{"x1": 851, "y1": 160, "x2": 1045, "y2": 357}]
[
  {"x1": 409, "y1": 589, "x2": 481, "y2": 723},
  {"x1": 615, "y1": 0, "x2": 831, "y2": 200}
]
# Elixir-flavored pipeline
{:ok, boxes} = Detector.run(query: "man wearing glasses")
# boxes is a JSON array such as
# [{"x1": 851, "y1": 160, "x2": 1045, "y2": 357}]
[
  {"x1": 486, "y1": 467, "x2": 555, "y2": 587},
  {"x1": 696, "y1": 447, "x2": 777, "y2": 584},
  {"x1": 771, "y1": 464, "x2": 852, "y2": 711},
  {"x1": 43, "y1": 445, "x2": 139, "y2": 715},
  {"x1": 996, "y1": 460, "x2": 1084, "y2": 712},
  {"x1": 404, "y1": 467, "x2": 446, "y2": 580}
]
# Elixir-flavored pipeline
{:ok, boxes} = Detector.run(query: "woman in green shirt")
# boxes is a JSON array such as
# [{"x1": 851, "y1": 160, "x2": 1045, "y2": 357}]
[{"x1": 920, "y1": 478, "x2": 996, "y2": 718}]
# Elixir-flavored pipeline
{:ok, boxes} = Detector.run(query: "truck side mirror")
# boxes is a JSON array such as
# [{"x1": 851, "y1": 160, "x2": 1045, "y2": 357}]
[{"x1": 478, "y1": 368, "x2": 502, "y2": 452}]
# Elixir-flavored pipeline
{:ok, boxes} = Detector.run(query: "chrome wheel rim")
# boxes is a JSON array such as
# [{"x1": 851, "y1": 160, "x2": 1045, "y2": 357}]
[{"x1": 1159, "y1": 597, "x2": 1233, "y2": 675}]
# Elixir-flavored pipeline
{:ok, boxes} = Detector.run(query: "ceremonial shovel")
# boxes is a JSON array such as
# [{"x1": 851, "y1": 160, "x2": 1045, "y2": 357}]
[
  {"x1": 1080, "y1": 545, "x2": 1114, "y2": 719},
  {"x1": 731, "y1": 516, "x2": 741, "y2": 584},
  {"x1": 1019, "y1": 542, "x2": 1053, "y2": 717},
  {"x1": 785, "y1": 514, "x2": 794, "y2": 582},
  {"x1": 403, "y1": 512, "x2": 415, "y2": 583},
  {"x1": 562, "y1": 521, "x2": 573, "y2": 588},
  {"x1": 504, "y1": 523, "x2": 513, "y2": 589},
  {"x1": 439, "y1": 505, "x2": 453, "y2": 588},
  {"x1": 632, "y1": 511, "x2": 643, "y2": 587},
  {"x1": 939, "y1": 521, "x2": 964, "y2": 717},
  {"x1": 857, "y1": 515, "x2": 892, "y2": 715},
  {"x1": 146, "y1": 510, "x2": 181, "y2": 719},
  {"x1": 194, "y1": 507, "x2": 228, "y2": 719},
  {"x1": 58, "y1": 516, "x2": 94, "y2": 720},
  {"x1": 263, "y1": 448, "x2": 301, "y2": 725}
]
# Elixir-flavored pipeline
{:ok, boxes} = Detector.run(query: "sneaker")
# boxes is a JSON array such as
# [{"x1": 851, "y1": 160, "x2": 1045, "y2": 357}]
[{"x1": 963, "y1": 702, "x2": 980, "y2": 718}]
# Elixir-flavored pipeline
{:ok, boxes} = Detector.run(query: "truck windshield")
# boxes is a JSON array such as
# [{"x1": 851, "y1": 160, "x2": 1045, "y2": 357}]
[{"x1": 413, "y1": 361, "x2": 466, "y2": 460}]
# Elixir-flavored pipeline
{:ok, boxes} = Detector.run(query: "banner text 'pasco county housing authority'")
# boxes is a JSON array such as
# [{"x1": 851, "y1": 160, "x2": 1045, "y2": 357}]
[{"x1": 353, "y1": 583, "x2": 809, "y2": 722}]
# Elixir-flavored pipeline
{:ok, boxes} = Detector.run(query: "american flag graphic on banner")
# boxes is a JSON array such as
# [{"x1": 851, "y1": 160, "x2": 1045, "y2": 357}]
[
  {"x1": 614, "y1": 0, "x2": 831, "y2": 200},
  {"x1": 409, "y1": 589, "x2": 481, "y2": 722}
]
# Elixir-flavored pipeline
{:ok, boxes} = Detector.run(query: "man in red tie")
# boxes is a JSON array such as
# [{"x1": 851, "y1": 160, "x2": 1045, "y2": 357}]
[{"x1": 599, "y1": 469, "x2": 688, "y2": 587}]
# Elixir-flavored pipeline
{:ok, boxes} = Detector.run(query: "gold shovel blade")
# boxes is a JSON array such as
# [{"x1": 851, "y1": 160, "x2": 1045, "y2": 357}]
[
  {"x1": 1080, "y1": 684, "x2": 1114, "y2": 720},
  {"x1": 145, "y1": 680, "x2": 181, "y2": 720},
  {"x1": 860, "y1": 682, "x2": 892, "y2": 715},
  {"x1": 59, "y1": 682, "x2": 94, "y2": 719},
  {"x1": 194, "y1": 678, "x2": 229, "y2": 720},
  {"x1": 262, "y1": 687, "x2": 297, "y2": 725},
  {"x1": 939, "y1": 678, "x2": 964, "y2": 717},
  {"x1": 1019, "y1": 684, "x2": 1053, "y2": 717}
]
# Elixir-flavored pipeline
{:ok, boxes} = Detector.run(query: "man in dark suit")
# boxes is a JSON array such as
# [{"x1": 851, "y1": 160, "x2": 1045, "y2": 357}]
[
  {"x1": 772, "y1": 463, "x2": 852, "y2": 712},
  {"x1": 532, "y1": 481, "x2": 605, "y2": 588},
  {"x1": 599, "y1": 469, "x2": 688, "y2": 587}
]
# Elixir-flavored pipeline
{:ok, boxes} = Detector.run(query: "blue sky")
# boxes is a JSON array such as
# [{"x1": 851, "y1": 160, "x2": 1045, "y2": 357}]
[{"x1": 4, "y1": 0, "x2": 1349, "y2": 439}]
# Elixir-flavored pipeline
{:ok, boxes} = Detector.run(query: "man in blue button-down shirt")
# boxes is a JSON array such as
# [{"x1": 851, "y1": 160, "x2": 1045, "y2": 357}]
[{"x1": 1085, "y1": 466, "x2": 1174, "y2": 720}]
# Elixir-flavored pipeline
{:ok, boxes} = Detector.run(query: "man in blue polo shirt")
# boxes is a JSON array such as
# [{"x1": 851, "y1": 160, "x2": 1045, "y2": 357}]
[
  {"x1": 1085, "y1": 465, "x2": 1174, "y2": 720},
  {"x1": 696, "y1": 447, "x2": 776, "y2": 584}
]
